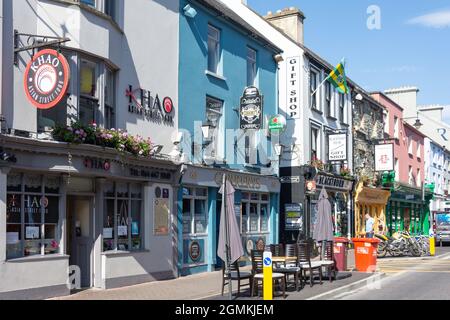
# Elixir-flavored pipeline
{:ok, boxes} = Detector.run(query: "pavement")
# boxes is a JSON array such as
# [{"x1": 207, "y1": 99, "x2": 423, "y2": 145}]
[{"x1": 53, "y1": 245, "x2": 450, "y2": 301}]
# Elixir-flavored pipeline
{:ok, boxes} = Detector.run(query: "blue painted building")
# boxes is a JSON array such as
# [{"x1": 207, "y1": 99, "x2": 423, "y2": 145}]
[{"x1": 176, "y1": 0, "x2": 282, "y2": 275}]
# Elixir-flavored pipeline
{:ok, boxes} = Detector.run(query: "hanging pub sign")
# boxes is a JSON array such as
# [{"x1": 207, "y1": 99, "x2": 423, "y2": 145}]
[
  {"x1": 126, "y1": 85, "x2": 174, "y2": 125},
  {"x1": 375, "y1": 144, "x2": 394, "y2": 172},
  {"x1": 328, "y1": 133, "x2": 347, "y2": 161},
  {"x1": 240, "y1": 86, "x2": 263, "y2": 130},
  {"x1": 268, "y1": 114, "x2": 287, "y2": 135},
  {"x1": 23, "y1": 49, "x2": 70, "y2": 110}
]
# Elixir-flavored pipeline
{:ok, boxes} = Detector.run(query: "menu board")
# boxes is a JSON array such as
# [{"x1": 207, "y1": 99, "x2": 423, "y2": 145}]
[
  {"x1": 154, "y1": 199, "x2": 170, "y2": 236},
  {"x1": 285, "y1": 203, "x2": 303, "y2": 231}
]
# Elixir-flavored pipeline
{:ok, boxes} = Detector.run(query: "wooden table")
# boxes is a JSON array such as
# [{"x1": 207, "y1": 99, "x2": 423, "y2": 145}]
[{"x1": 272, "y1": 256, "x2": 297, "y2": 263}]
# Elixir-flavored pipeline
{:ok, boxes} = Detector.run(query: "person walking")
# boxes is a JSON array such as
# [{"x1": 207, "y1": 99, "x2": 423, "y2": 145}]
[{"x1": 365, "y1": 213, "x2": 375, "y2": 238}]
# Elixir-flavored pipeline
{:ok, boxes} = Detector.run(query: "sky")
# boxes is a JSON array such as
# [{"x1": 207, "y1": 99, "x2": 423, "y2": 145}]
[{"x1": 248, "y1": 0, "x2": 450, "y2": 123}]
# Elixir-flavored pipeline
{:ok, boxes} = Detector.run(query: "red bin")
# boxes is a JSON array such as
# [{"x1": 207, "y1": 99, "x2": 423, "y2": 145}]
[
  {"x1": 333, "y1": 237, "x2": 349, "y2": 272},
  {"x1": 352, "y1": 238, "x2": 380, "y2": 272}
]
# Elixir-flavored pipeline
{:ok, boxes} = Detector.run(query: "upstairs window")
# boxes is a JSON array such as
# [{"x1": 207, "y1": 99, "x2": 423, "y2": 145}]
[
  {"x1": 207, "y1": 25, "x2": 221, "y2": 74},
  {"x1": 325, "y1": 81, "x2": 331, "y2": 117},
  {"x1": 205, "y1": 96, "x2": 223, "y2": 160},
  {"x1": 80, "y1": 59, "x2": 99, "y2": 126},
  {"x1": 104, "y1": 67, "x2": 116, "y2": 129},
  {"x1": 311, "y1": 127, "x2": 320, "y2": 161},
  {"x1": 339, "y1": 93, "x2": 345, "y2": 123},
  {"x1": 105, "y1": 0, "x2": 116, "y2": 20},
  {"x1": 310, "y1": 68, "x2": 319, "y2": 110},
  {"x1": 394, "y1": 116, "x2": 399, "y2": 139},
  {"x1": 247, "y1": 47, "x2": 257, "y2": 86},
  {"x1": 80, "y1": 0, "x2": 96, "y2": 7}
]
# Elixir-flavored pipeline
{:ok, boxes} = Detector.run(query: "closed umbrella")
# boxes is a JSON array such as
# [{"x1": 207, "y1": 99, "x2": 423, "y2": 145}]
[
  {"x1": 218, "y1": 175, "x2": 244, "y2": 299},
  {"x1": 313, "y1": 187, "x2": 334, "y2": 259}
]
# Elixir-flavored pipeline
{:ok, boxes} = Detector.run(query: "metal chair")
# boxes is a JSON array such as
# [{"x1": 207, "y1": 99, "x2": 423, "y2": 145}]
[
  {"x1": 222, "y1": 261, "x2": 253, "y2": 297},
  {"x1": 297, "y1": 242, "x2": 323, "y2": 287},
  {"x1": 251, "y1": 250, "x2": 286, "y2": 298}
]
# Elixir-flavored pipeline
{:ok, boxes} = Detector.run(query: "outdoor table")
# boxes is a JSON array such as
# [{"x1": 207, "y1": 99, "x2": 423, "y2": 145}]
[{"x1": 272, "y1": 256, "x2": 297, "y2": 263}]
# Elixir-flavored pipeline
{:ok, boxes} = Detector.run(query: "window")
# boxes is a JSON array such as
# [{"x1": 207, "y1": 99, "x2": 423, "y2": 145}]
[
  {"x1": 205, "y1": 96, "x2": 223, "y2": 159},
  {"x1": 311, "y1": 127, "x2": 320, "y2": 161},
  {"x1": 395, "y1": 158, "x2": 399, "y2": 181},
  {"x1": 241, "y1": 193, "x2": 270, "y2": 234},
  {"x1": 6, "y1": 174, "x2": 61, "y2": 259},
  {"x1": 417, "y1": 169, "x2": 421, "y2": 187},
  {"x1": 408, "y1": 166, "x2": 413, "y2": 185},
  {"x1": 105, "y1": 0, "x2": 116, "y2": 20},
  {"x1": 103, "y1": 182, "x2": 143, "y2": 252},
  {"x1": 394, "y1": 116, "x2": 399, "y2": 139},
  {"x1": 182, "y1": 187, "x2": 208, "y2": 235},
  {"x1": 80, "y1": 59, "x2": 99, "y2": 126},
  {"x1": 339, "y1": 93, "x2": 345, "y2": 123},
  {"x1": 383, "y1": 111, "x2": 389, "y2": 134},
  {"x1": 80, "y1": 0, "x2": 95, "y2": 7},
  {"x1": 104, "y1": 67, "x2": 116, "y2": 129},
  {"x1": 207, "y1": 25, "x2": 221, "y2": 74},
  {"x1": 247, "y1": 47, "x2": 257, "y2": 86},
  {"x1": 408, "y1": 138, "x2": 413, "y2": 155},
  {"x1": 310, "y1": 68, "x2": 318, "y2": 110},
  {"x1": 417, "y1": 143, "x2": 421, "y2": 159},
  {"x1": 325, "y1": 81, "x2": 331, "y2": 117}
]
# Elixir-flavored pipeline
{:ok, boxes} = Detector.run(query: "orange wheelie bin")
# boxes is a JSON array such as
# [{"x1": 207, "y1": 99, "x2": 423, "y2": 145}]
[{"x1": 352, "y1": 238, "x2": 380, "y2": 272}]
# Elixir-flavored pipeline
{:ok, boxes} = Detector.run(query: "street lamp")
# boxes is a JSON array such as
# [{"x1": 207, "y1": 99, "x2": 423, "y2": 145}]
[{"x1": 402, "y1": 112, "x2": 423, "y2": 130}]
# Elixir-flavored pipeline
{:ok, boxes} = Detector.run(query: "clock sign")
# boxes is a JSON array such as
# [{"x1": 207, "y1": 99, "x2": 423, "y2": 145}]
[{"x1": 23, "y1": 49, "x2": 70, "y2": 110}]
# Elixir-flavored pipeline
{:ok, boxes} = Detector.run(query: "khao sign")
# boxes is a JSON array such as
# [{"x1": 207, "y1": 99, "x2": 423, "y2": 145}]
[{"x1": 24, "y1": 49, "x2": 70, "y2": 110}]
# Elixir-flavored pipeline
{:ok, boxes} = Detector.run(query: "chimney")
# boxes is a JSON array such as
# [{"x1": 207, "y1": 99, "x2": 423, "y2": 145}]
[
  {"x1": 418, "y1": 105, "x2": 446, "y2": 122},
  {"x1": 384, "y1": 86, "x2": 419, "y2": 118},
  {"x1": 264, "y1": 7, "x2": 305, "y2": 44}
]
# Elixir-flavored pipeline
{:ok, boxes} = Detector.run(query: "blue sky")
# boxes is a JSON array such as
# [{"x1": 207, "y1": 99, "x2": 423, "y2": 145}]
[{"x1": 248, "y1": 0, "x2": 450, "y2": 123}]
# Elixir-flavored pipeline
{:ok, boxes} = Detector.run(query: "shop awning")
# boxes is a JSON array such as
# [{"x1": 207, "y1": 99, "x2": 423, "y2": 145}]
[{"x1": 355, "y1": 182, "x2": 391, "y2": 205}]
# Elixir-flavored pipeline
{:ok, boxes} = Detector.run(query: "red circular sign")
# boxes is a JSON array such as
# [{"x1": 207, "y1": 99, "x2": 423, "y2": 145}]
[
  {"x1": 163, "y1": 97, "x2": 173, "y2": 114},
  {"x1": 23, "y1": 49, "x2": 70, "y2": 110}
]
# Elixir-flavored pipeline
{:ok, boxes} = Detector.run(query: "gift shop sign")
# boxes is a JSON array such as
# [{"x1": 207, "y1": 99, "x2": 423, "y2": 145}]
[
  {"x1": 328, "y1": 133, "x2": 347, "y2": 161},
  {"x1": 286, "y1": 57, "x2": 300, "y2": 119},
  {"x1": 126, "y1": 85, "x2": 174, "y2": 124},
  {"x1": 24, "y1": 49, "x2": 70, "y2": 110}
]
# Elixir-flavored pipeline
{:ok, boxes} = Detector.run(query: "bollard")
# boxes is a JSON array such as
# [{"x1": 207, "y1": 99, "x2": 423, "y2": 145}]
[
  {"x1": 429, "y1": 235, "x2": 435, "y2": 256},
  {"x1": 263, "y1": 251, "x2": 273, "y2": 301}
]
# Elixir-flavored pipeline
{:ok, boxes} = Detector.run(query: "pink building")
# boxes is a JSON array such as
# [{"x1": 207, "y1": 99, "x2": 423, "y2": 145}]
[{"x1": 371, "y1": 93, "x2": 425, "y2": 187}]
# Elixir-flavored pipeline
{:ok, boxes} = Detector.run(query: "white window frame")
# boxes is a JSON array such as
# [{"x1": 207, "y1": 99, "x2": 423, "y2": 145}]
[
  {"x1": 207, "y1": 24, "x2": 221, "y2": 75},
  {"x1": 247, "y1": 47, "x2": 257, "y2": 87},
  {"x1": 416, "y1": 142, "x2": 421, "y2": 159},
  {"x1": 394, "y1": 116, "x2": 399, "y2": 139},
  {"x1": 182, "y1": 187, "x2": 209, "y2": 237},
  {"x1": 205, "y1": 96, "x2": 224, "y2": 161},
  {"x1": 310, "y1": 66, "x2": 320, "y2": 111},
  {"x1": 241, "y1": 193, "x2": 270, "y2": 234},
  {"x1": 408, "y1": 138, "x2": 413, "y2": 155}
]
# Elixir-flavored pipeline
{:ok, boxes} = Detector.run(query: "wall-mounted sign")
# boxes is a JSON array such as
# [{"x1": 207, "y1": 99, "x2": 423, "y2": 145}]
[
  {"x1": 286, "y1": 57, "x2": 301, "y2": 119},
  {"x1": 306, "y1": 180, "x2": 317, "y2": 193},
  {"x1": 240, "y1": 86, "x2": 263, "y2": 130},
  {"x1": 268, "y1": 114, "x2": 287, "y2": 135},
  {"x1": 256, "y1": 238, "x2": 266, "y2": 251},
  {"x1": 280, "y1": 176, "x2": 300, "y2": 184},
  {"x1": 24, "y1": 49, "x2": 70, "y2": 110},
  {"x1": 328, "y1": 133, "x2": 347, "y2": 161},
  {"x1": 214, "y1": 172, "x2": 261, "y2": 190},
  {"x1": 375, "y1": 144, "x2": 394, "y2": 172},
  {"x1": 126, "y1": 85, "x2": 174, "y2": 124},
  {"x1": 130, "y1": 167, "x2": 172, "y2": 180},
  {"x1": 84, "y1": 157, "x2": 111, "y2": 171},
  {"x1": 315, "y1": 174, "x2": 353, "y2": 192},
  {"x1": 189, "y1": 241, "x2": 201, "y2": 262},
  {"x1": 154, "y1": 199, "x2": 170, "y2": 236},
  {"x1": 285, "y1": 203, "x2": 304, "y2": 231}
]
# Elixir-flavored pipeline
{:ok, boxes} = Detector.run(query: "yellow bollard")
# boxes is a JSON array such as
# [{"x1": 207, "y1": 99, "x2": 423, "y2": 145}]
[
  {"x1": 430, "y1": 235, "x2": 436, "y2": 256},
  {"x1": 263, "y1": 251, "x2": 273, "y2": 301}
]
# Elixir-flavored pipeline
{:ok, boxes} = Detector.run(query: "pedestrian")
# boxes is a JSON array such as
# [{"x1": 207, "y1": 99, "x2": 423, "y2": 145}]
[{"x1": 365, "y1": 213, "x2": 375, "y2": 238}]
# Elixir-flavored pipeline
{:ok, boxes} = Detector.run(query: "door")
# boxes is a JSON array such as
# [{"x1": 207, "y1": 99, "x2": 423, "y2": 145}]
[{"x1": 67, "y1": 196, "x2": 93, "y2": 289}]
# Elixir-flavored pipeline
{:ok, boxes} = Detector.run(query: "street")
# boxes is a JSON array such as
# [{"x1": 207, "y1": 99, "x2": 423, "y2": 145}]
[{"x1": 332, "y1": 246, "x2": 450, "y2": 300}]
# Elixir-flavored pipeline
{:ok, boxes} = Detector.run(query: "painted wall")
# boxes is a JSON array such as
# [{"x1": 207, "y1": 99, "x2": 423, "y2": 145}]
[
  {"x1": 372, "y1": 92, "x2": 425, "y2": 186},
  {"x1": 10, "y1": 0, "x2": 179, "y2": 152},
  {"x1": 425, "y1": 138, "x2": 446, "y2": 211},
  {"x1": 178, "y1": 0, "x2": 278, "y2": 167}
]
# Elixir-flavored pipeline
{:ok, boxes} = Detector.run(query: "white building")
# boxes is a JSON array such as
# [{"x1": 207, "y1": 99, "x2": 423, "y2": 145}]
[{"x1": 220, "y1": 0, "x2": 355, "y2": 241}]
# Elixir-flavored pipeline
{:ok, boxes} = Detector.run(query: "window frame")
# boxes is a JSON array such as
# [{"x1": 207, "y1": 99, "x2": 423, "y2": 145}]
[
  {"x1": 103, "y1": 182, "x2": 144, "y2": 252},
  {"x1": 246, "y1": 46, "x2": 257, "y2": 86},
  {"x1": 339, "y1": 93, "x2": 345, "y2": 123},
  {"x1": 325, "y1": 81, "x2": 332, "y2": 117},
  {"x1": 310, "y1": 125, "x2": 321, "y2": 161},
  {"x1": 6, "y1": 173, "x2": 62, "y2": 259},
  {"x1": 310, "y1": 66, "x2": 319, "y2": 111},
  {"x1": 241, "y1": 192, "x2": 270, "y2": 234},
  {"x1": 205, "y1": 96, "x2": 224, "y2": 160},
  {"x1": 182, "y1": 187, "x2": 209, "y2": 236},
  {"x1": 207, "y1": 24, "x2": 221, "y2": 75}
]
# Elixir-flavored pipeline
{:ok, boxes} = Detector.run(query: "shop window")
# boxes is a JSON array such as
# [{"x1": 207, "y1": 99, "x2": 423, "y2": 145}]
[
  {"x1": 311, "y1": 127, "x2": 320, "y2": 161},
  {"x1": 103, "y1": 182, "x2": 143, "y2": 252},
  {"x1": 6, "y1": 174, "x2": 61, "y2": 259},
  {"x1": 205, "y1": 96, "x2": 223, "y2": 160},
  {"x1": 241, "y1": 193, "x2": 270, "y2": 234},
  {"x1": 182, "y1": 187, "x2": 208, "y2": 235}
]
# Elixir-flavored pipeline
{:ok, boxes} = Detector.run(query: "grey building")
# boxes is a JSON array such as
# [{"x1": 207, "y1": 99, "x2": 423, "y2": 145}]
[{"x1": 1, "y1": 0, "x2": 181, "y2": 299}]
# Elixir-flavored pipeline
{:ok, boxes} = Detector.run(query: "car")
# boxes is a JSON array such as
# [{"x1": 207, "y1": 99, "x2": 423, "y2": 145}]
[{"x1": 434, "y1": 212, "x2": 450, "y2": 245}]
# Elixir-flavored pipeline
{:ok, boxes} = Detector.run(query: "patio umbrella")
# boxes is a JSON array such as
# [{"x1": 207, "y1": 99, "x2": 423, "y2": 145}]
[
  {"x1": 313, "y1": 187, "x2": 334, "y2": 259},
  {"x1": 218, "y1": 175, "x2": 244, "y2": 299}
]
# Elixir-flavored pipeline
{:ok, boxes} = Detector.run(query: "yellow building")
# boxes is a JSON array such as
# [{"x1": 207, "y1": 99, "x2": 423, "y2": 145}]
[{"x1": 354, "y1": 182, "x2": 391, "y2": 237}]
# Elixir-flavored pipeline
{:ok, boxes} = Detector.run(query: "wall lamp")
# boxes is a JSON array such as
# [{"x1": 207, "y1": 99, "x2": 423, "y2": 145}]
[
  {"x1": 183, "y1": 5, "x2": 197, "y2": 19},
  {"x1": 401, "y1": 112, "x2": 423, "y2": 130},
  {"x1": 273, "y1": 54, "x2": 284, "y2": 63}
]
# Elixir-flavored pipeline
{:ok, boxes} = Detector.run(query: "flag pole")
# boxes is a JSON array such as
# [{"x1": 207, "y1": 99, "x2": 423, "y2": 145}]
[
  {"x1": 222, "y1": 173, "x2": 232, "y2": 300},
  {"x1": 309, "y1": 75, "x2": 329, "y2": 109}
]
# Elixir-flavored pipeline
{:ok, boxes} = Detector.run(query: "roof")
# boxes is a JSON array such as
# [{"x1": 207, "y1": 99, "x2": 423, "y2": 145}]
[
  {"x1": 370, "y1": 91, "x2": 404, "y2": 111},
  {"x1": 384, "y1": 86, "x2": 419, "y2": 94},
  {"x1": 192, "y1": 0, "x2": 282, "y2": 54}
]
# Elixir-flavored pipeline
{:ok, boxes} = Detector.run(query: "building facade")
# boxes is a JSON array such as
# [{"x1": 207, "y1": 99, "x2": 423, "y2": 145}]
[
  {"x1": 0, "y1": 0, "x2": 183, "y2": 299},
  {"x1": 371, "y1": 92, "x2": 430, "y2": 235},
  {"x1": 175, "y1": 0, "x2": 282, "y2": 275}
]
